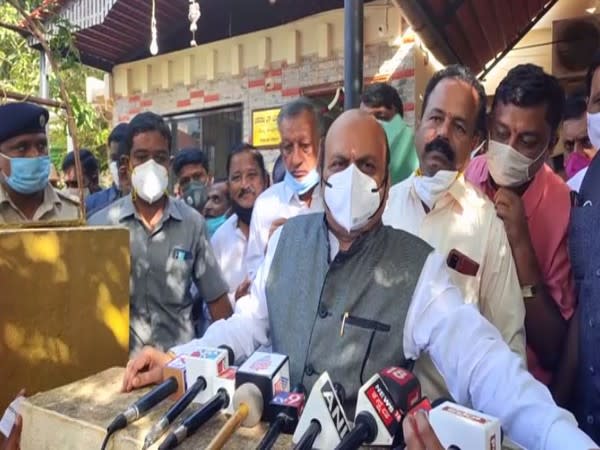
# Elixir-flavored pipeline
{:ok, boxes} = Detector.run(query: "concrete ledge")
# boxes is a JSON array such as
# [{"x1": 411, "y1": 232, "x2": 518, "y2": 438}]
[{"x1": 21, "y1": 367, "x2": 291, "y2": 450}]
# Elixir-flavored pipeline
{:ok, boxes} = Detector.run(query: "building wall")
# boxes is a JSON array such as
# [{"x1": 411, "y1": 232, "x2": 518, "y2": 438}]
[{"x1": 112, "y1": 2, "x2": 421, "y2": 140}]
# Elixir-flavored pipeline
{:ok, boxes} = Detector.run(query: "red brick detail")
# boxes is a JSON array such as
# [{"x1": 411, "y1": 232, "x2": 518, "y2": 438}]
[
  {"x1": 128, "y1": 108, "x2": 141, "y2": 115},
  {"x1": 129, "y1": 95, "x2": 140, "y2": 102},
  {"x1": 391, "y1": 68, "x2": 415, "y2": 80},
  {"x1": 177, "y1": 99, "x2": 191, "y2": 108},
  {"x1": 282, "y1": 87, "x2": 301, "y2": 97},
  {"x1": 204, "y1": 94, "x2": 220, "y2": 103},
  {"x1": 248, "y1": 78, "x2": 266, "y2": 88},
  {"x1": 140, "y1": 99, "x2": 153, "y2": 107},
  {"x1": 267, "y1": 68, "x2": 283, "y2": 77},
  {"x1": 190, "y1": 90, "x2": 204, "y2": 99},
  {"x1": 404, "y1": 103, "x2": 415, "y2": 112},
  {"x1": 266, "y1": 82, "x2": 282, "y2": 92}
]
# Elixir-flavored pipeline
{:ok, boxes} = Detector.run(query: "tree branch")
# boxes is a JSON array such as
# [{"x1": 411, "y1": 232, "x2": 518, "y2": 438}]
[{"x1": 6, "y1": 0, "x2": 86, "y2": 217}]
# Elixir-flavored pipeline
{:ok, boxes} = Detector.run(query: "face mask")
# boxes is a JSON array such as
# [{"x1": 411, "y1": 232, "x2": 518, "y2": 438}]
[
  {"x1": 232, "y1": 201, "x2": 253, "y2": 225},
  {"x1": 131, "y1": 159, "x2": 168, "y2": 204},
  {"x1": 412, "y1": 170, "x2": 459, "y2": 209},
  {"x1": 470, "y1": 140, "x2": 486, "y2": 159},
  {"x1": 324, "y1": 163, "x2": 383, "y2": 233},
  {"x1": 206, "y1": 214, "x2": 228, "y2": 237},
  {"x1": 0, "y1": 154, "x2": 50, "y2": 194},
  {"x1": 63, "y1": 187, "x2": 90, "y2": 199},
  {"x1": 284, "y1": 169, "x2": 320, "y2": 196},
  {"x1": 182, "y1": 181, "x2": 208, "y2": 212},
  {"x1": 378, "y1": 114, "x2": 404, "y2": 148},
  {"x1": 486, "y1": 139, "x2": 546, "y2": 187},
  {"x1": 565, "y1": 151, "x2": 591, "y2": 179},
  {"x1": 109, "y1": 161, "x2": 120, "y2": 188},
  {"x1": 587, "y1": 111, "x2": 600, "y2": 151}
]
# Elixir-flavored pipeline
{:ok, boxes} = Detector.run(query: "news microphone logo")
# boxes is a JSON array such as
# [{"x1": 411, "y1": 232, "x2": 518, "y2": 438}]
[
  {"x1": 365, "y1": 379, "x2": 400, "y2": 433},
  {"x1": 272, "y1": 391, "x2": 305, "y2": 414},
  {"x1": 251, "y1": 355, "x2": 273, "y2": 372},
  {"x1": 321, "y1": 382, "x2": 350, "y2": 439},
  {"x1": 274, "y1": 375, "x2": 289, "y2": 393}
]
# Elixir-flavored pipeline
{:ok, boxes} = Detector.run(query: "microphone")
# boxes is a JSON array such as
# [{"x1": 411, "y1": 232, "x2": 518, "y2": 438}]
[
  {"x1": 335, "y1": 366, "x2": 428, "y2": 450},
  {"x1": 429, "y1": 400, "x2": 502, "y2": 450},
  {"x1": 141, "y1": 346, "x2": 234, "y2": 449},
  {"x1": 158, "y1": 367, "x2": 238, "y2": 450},
  {"x1": 256, "y1": 384, "x2": 307, "y2": 450},
  {"x1": 292, "y1": 372, "x2": 351, "y2": 450},
  {"x1": 206, "y1": 382, "x2": 264, "y2": 450},
  {"x1": 235, "y1": 351, "x2": 291, "y2": 421},
  {"x1": 101, "y1": 377, "x2": 178, "y2": 450}
]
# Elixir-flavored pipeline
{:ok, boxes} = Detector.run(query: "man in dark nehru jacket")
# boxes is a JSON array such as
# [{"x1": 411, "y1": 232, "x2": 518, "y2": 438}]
[
  {"x1": 124, "y1": 110, "x2": 597, "y2": 450},
  {"x1": 0, "y1": 102, "x2": 79, "y2": 224}
]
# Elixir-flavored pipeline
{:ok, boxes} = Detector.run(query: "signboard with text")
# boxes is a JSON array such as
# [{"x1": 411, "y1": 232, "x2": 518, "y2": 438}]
[{"x1": 252, "y1": 107, "x2": 281, "y2": 148}]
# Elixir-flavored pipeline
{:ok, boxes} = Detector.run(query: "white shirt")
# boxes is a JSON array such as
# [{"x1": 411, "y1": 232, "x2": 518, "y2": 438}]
[
  {"x1": 245, "y1": 181, "x2": 323, "y2": 279},
  {"x1": 172, "y1": 225, "x2": 597, "y2": 450},
  {"x1": 210, "y1": 214, "x2": 247, "y2": 307},
  {"x1": 383, "y1": 176, "x2": 525, "y2": 350},
  {"x1": 567, "y1": 167, "x2": 588, "y2": 192},
  {"x1": 383, "y1": 175, "x2": 526, "y2": 400}
]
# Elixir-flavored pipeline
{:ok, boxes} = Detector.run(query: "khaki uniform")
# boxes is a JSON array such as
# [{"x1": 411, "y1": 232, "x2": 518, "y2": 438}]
[{"x1": 0, "y1": 183, "x2": 80, "y2": 224}]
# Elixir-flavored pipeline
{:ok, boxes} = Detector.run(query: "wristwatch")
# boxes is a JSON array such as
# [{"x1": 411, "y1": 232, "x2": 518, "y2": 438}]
[{"x1": 521, "y1": 284, "x2": 537, "y2": 299}]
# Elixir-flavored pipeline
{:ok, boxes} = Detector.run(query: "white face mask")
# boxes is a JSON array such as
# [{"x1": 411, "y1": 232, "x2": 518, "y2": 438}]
[
  {"x1": 324, "y1": 163, "x2": 383, "y2": 233},
  {"x1": 109, "y1": 161, "x2": 120, "y2": 188},
  {"x1": 131, "y1": 159, "x2": 168, "y2": 204},
  {"x1": 412, "y1": 170, "x2": 459, "y2": 209},
  {"x1": 486, "y1": 139, "x2": 546, "y2": 187},
  {"x1": 587, "y1": 111, "x2": 600, "y2": 151},
  {"x1": 63, "y1": 187, "x2": 90, "y2": 199},
  {"x1": 470, "y1": 140, "x2": 486, "y2": 159}
]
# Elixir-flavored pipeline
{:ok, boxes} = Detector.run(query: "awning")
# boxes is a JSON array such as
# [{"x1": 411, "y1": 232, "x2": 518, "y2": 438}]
[
  {"x1": 397, "y1": 0, "x2": 559, "y2": 77},
  {"x1": 53, "y1": 0, "x2": 375, "y2": 71}
]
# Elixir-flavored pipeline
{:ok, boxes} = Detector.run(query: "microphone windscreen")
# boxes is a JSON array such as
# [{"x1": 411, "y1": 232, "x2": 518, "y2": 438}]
[{"x1": 233, "y1": 383, "x2": 264, "y2": 428}]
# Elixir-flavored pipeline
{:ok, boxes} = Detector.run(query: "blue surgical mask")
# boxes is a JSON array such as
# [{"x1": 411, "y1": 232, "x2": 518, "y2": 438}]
[
  {"x1": 206, "y1": 214, "x2": 228, "y2": 237},
  {"x1": 378, "y1": 114, "x2": 404, "y2": 148},
  {"x1": 0, "y1": 154, "x2": 51, "y2": 194},
  {"x1": 284, "y1": 169, "x2": 320, "y2": 195}
]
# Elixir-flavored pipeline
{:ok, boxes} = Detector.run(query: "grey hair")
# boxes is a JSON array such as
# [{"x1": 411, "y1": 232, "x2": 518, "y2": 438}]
[{"x1": 277, "y1": 97, "x2": 324, "y2": 137}]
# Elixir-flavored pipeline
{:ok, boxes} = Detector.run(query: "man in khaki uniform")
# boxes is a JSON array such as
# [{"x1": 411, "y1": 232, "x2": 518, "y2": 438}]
[{"x1": 0, "y1": 102, "x2": 79, "y2": 224}]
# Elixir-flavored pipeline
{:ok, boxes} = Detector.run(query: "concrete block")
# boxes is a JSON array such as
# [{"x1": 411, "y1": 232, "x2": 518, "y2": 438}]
[
  {"x1": 0, "y1": 227, "x2": 130, "y2": 412},
  {"x1": 21, "y1": 368, "x2": 291, "y2": 450}
]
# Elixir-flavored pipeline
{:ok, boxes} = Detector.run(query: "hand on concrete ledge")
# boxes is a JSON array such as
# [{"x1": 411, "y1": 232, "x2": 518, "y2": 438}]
[{"x1": 122, "y1": 347, "x2": 174, "y2": 393}]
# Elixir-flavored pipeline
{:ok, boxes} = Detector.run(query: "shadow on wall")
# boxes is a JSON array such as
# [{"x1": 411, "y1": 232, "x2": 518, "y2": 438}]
[{"x1": 0, "y1": 226, "x2": 131, "y2": 411}]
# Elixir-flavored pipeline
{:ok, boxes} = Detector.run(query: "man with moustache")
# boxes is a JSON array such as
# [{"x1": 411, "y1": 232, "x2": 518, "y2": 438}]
[
  {"x1": 465, "y1": 65, "x2": 574, "y2": 390},
  {"x1": 119, "y1": 110, "x2": 597, "y2": 450},
  {"x1": 211, "y1": 144, "x2": 269, "y2": 305},
  {"x1": 245, "y1": 97, "x2": 324, "y2": 279},
  {"x1": 383, "y1": 65, "x2": 525, "y2": 401}
]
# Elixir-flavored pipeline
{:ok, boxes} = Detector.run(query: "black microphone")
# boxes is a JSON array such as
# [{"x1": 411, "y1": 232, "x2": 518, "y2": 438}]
[
  {"x1": 158, "y1": 388, "x2": 231, "y2": 450},
  {"x1": 292, "y1": 372, "x2": 350, "y2": 450},
  {"x1": 256, "y1": 384, "x2": 306, "y2": 450},
  {"x1": 142, "y1": 346, "x2": 235, "y2": 449},
  {"x1": 235, "y1": 351, "x2": 291, "y2": 421},
  {"x1": 101, "y1": 377, "x2": 178, "y2": 450},
  {"x1": 142, "y1": 376, "x2": 207, "y2": 450},
  {"x1": 335, "y1": 367, "x2": 427, "y2": 450}
]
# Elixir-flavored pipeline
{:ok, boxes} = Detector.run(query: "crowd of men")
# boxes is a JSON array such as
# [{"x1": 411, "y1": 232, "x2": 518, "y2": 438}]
[{"x1": 3, "y1": 55, "x2": 600, "y2": 449}]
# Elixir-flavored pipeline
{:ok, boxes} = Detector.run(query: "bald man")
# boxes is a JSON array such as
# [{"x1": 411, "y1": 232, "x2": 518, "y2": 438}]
[{"x1": 121, "y1": 110, "x2": 597, "y2": 450}]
